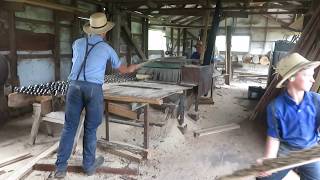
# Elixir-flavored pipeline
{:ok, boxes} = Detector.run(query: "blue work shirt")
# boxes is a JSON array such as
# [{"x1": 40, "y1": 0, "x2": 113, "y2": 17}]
[
  {"x1": 267, "y1": 91, "x2": 320, "y2": 149},
  {"x1": 68, "y1": 35, "x2": 121, "y2": 85},
  {"x1": 190, "y1": 52, "x2": 201, "y2": 59},
  {"x1": 190, "y1": 52, "x2": 215, "y2": 63}
]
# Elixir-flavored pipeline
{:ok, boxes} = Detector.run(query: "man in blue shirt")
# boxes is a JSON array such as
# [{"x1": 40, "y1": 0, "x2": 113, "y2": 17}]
[
  {"x1": 190, "y1": 40, "x2": 203, "y2": 63},
  {"x1": 257, "y1": 53, "x2": 320, "y2": 180},
  {"x1": 55, "y1": 12, "x2": 140, "y2": 178}
]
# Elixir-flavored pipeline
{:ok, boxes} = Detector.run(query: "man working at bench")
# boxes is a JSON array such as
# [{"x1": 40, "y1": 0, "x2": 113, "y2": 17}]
[
  {"x1": 54, "y1": 12, "x2": 141, "y2": 178},
  {"x1": 257, "y1": 53, "x2": 320, "y2": 180}
]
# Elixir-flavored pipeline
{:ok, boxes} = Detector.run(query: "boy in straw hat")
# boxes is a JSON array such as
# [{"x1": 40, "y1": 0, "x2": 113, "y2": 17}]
[
  {"x1": 54, "y1": 12, "x2": 141, "y2": 178},
  {"x1": 257, "y1": 53, "x2": 320, "y2": 180}
]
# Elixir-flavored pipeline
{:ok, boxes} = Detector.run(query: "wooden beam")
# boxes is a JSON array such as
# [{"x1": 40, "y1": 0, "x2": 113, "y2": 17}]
[
  {"x1": 6, "y1": 142, "x2": 59, "y2": 180},
  {"x1": 126, "y1": 13, "x2": 132, "y2": 65},
  {"x1": 225, "y1": 26, "x2": 232, "y2": 85},
  {"x1": 194, "y1": 123, "x2": 240, "y2": 137},
  {"x1": 33, "y1": 159, "x2": 139, "y2": 176},
  {"x1": 0, "y1": 153, "x2": 32, "y2": 168},
  {"x1": 142, "y1": 18, "x2": 149, "y2": 58},
  {"x1": 15, "y1": 17, "x2": 71, "y2": 28},
  {"x1": 182, "y1": 28, "x2": 187, "y2": 56},
  {"x1": 111, "y1": 6, "x2": 121, "y2": 54},
  {"x1": 200, "y1": 10, "x2": 210, "y2": 63},
  {"x1": 145, "y1": 9, "x2": 307, "y2": 16},
  {"x1": 150, "y1": 24, "x2": 292, "y2": 30},
  {"x1": 121, "y1": 24, "x2": 147, "y2": 61},
  {"x1": 177, "y1": 28, "x2": 181, "y2": 56},
  {"x1": 8, "y1": 10, "x2": 19, "y2": 86},
  {"x1": 4, "y1": 0, "x2": 89, "y2": 14},
  {"x1": 108, "y1": 102, "x2": 138, "y2": 120},
  {"x1": 53, "y1": 12, "x2": 60, "y2": 81},
  {"x1": 203, "y1": 0, "x2": 221, "y2": 65},
  {"x1": 0, "y1": 1, "x2": 25, "y2": 11},
  {"x1": 170, "y1": 28, "x2": 174, "y2": 54}
]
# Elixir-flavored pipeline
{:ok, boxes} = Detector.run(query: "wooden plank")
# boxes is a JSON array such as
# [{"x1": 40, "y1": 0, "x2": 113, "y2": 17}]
[
  {"x1": 218, "y1": 145, "x2": 320, "y2": 180},
  {"x1": 7, "y1": 142, "x2": 59, "y2": 180},
  {"x1": 98, "y1": 139, "x2": 148, "y2": 158},
  {"x1": 33, "y1": 159, "x2": 139, "y2": 176},
  {"x1": 108, "y1": 102, "x2": 139, "y2": 119},
  {"x1": 0, "y1": 153, "x2": 32, "y2": 168},
  {"x1": 7, "y1": 92, "x2": 35, "y2": 107},
  {"x1": 104, "y1": 148, "x2": 143, "y2": 163},
  {"x1": 105, "y1": 94, "x2": 163, "y2": 105},
  {"x1": 194, "y1": 123, "x2": 240, "y2": 137}
]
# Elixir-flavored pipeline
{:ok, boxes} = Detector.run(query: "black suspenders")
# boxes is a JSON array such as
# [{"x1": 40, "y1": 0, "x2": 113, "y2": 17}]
[{"x1": 76, "y1": 36, "x2": 104, "y2": 81}]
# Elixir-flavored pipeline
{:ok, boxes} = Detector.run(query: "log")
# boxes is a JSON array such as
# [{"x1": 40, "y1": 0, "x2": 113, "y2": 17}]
[
  {"x1": 6, "y1": 142, "x2": 59, "y2": 180},
  {"x1": 0, "y1": 153, "x2": 32, "y2": 168}
]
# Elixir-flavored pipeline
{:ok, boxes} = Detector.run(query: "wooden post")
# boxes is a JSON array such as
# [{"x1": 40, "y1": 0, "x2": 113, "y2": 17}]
[
  {"x1": 142, "y1": 17, "x2": 149, "y2": 59},
  {"x1": 200, "y1": 10, "x2": 210, "y2": 64},
  {"x1": 177, "y1": 28, "x2": 181, "y2": 56},
  {"x1": 105, "y1": 101, "x2": 110, "y2": 141},
  {"x1": 29, "y1": 103, "x2": 42, "y2": 145},
  {"x1": 8, "y1": 10, "x2": 19, "y2": 85},
  {"x1": 54, "y1": 12, "x2": 60, "y2": 81},
  {"x1": 225, "y1": 26, "x2": 232, "y2": 85},
  {"x1": 143, "y1": 104, "x2": 149, "y2": 149},
  {"x1": 111, "y1": 6, "x2": 121, "y2": 54},
  {"x1": 182, "y1": 28, "x2": 187, "y2": 57},
  {"x1": 203, "y1": 0, "x2": 222, "y2": 65},
  {"x1": 170, "y1": 28, "x2": 174, "y2": 55},
  {"x1": 190, "y1": 39, "x2": 193, "y2": 58},
  {"x1": 126, "y1": 13, "x2": 132, "y2": 65}
]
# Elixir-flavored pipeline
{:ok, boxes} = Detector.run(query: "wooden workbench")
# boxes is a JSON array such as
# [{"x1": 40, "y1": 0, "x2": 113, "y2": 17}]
[{"x1": 102, "y1": 81, "x2": 193, "y2": 150}]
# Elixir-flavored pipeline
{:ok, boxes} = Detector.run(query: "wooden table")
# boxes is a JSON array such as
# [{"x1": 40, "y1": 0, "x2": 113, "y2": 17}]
[{"x1": 103, "y1": 81, "x2": 192, "y2": 150}]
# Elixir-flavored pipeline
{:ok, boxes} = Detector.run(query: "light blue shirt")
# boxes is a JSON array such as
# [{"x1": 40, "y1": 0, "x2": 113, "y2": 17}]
[{"x1": 68, "y1": 35, "x2": 121, "y2": 84}]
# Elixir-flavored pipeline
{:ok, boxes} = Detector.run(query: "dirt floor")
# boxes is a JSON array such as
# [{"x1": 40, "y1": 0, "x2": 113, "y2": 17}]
[{"x1": 0, "y1": 76, "x2": 298, "y2": 180}]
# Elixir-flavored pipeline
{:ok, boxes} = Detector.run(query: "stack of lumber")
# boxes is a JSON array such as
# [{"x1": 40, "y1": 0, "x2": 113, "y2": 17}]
[{"x1": 250, "y1": 5, "x2": 320, "y2": 121}]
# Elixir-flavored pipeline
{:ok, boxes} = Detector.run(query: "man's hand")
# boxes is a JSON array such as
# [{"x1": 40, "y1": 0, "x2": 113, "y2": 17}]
[
  {"x1": 256, "y1": 157, "x2": 272, "y2": 177},
  {"x1": 127, "y1": 64, "x2": 138, "y2": 73}
]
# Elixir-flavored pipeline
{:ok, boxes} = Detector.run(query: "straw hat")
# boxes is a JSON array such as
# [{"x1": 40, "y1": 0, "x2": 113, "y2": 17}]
[
  {"x1": 275, "y1": 53, "x2": 320, "y2": 88},
  {"x1": 83, "y1": 12, "x2": 114, "y2": 35}
]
